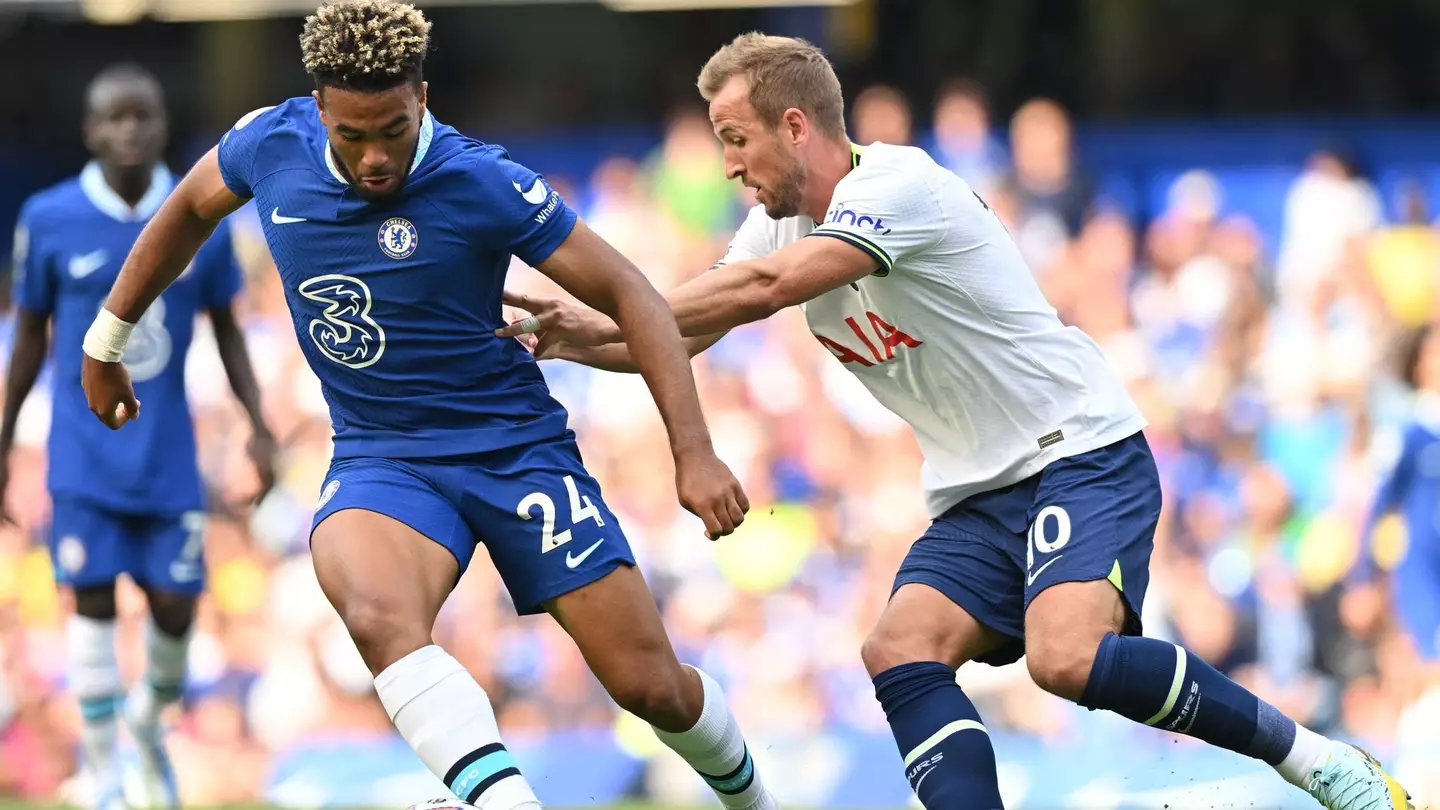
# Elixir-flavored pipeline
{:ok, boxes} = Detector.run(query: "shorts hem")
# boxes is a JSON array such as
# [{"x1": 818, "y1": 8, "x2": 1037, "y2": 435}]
[
  {"x1": 310, "y1": 505, "x2": 472, "y2": 575},
  {"x1": 513, "y1": 557, "x2": 634, "y2": 616}
]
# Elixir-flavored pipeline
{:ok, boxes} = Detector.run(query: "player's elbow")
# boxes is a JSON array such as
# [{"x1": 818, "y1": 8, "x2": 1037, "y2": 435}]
[{"x1": 748, "y1": 261, "x2": 792, "y2": 318}]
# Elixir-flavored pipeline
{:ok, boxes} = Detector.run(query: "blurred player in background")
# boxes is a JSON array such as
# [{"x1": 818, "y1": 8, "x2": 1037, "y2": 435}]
[
  {"x1": 504, "y1": 33, "x2": 1416, "y2": 810},
  {"x1": 80, "y1": 5, "x2": 778, "y2": 810},
  {"x1": 1, "y1": 64, "x2": 275, "y2": 810},
  {"x1": 1357, "y1": 324, "x2": 1440, "y2": 807}
]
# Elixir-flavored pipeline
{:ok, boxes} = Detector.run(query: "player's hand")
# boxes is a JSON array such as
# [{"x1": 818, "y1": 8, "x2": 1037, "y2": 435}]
[
  {"x1": 673, "y1": 447, "x2": 749, "y2": 540},
  {"x1": 496, "y1": 292, "x2": 616, "y2": 351},
  {"x1": 247, "y1": 429, "x2": 279, "y2": 504},
  {"x1": 81, "y1": 355, "x2": 141, "y2": 429}
]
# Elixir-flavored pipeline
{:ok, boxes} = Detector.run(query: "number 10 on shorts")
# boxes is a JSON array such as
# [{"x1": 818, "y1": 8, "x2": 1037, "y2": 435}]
[
  {"x1": 517, "y1": 475, "x2": 605, "y2": 553},
  {"x1": 1026, "y1": 505, "x2": 1072, "y2": 585}
]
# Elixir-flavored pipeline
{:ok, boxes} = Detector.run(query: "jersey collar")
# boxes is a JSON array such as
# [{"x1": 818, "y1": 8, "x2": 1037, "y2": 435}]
[
  {"x1": 810, "y1": 143, "x2": 867, "y2": 226},
  {"x1": 80, "y1": 161, "x2": 173, "y2": 223},
  {"x1": 323, "y1": 108, "x2": 435, "y2": 186}
]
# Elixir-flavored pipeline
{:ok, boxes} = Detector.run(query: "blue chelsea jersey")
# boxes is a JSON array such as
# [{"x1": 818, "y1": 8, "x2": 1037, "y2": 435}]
[
  {"x1": 216, "y1": 98, "x2": 576, "y2": 459},
  {"x1": 12, "y1": 162, "x2": 243, "y2": 515}
]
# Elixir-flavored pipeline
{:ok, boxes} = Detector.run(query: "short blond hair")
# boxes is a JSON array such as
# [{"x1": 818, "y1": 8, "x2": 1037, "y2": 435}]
[
  {"x1": 301, "y1": 0, "x2": 431, "y2": 92},
  {"x1": 697, "y1": 32, "x2": 846, "y2": 139}
]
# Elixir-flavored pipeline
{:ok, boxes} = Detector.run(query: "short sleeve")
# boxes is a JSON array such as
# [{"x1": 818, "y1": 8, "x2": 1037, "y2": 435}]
[
  {"x1": 195, "y1": 217, "x2": 243, "y2": 308},
  {"x1": 713, "y1": 204, "x2": 775, "y2": 268},
  {"x1": 806, "y1": 161, "x2": 940, "y2": 277},
  {"x1": 467, "y1": 151, "x2": 578, "y2": 268},
  {"x1": 217, "y1": 105, "x2": 279, "y2": 199},
  {"x1": 11, "y1": 201, "x2": 54, "y2": 315}
]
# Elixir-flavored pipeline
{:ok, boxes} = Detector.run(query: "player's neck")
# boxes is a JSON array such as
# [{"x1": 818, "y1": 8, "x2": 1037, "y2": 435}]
[
  {"x1": 804, "y1": 136, "x2": 858, "y2": 224},
  {"x1": 100, "y1": 163, "x2": 157, "y2": 208}
]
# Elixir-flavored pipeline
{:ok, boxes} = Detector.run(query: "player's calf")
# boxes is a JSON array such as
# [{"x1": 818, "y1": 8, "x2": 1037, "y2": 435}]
[
  {"x1": 69, "y1": 585, "x2": 125, "y2": 805},
  {"x1": 548, "y1": 566, "x2": 777, "y2": 810},
  {"x1": 864, "y1": 584, "x2": 1008, "y2": 810},
  {"x1": 129, "y1": 587, "x2": 197, "y2": 723}
]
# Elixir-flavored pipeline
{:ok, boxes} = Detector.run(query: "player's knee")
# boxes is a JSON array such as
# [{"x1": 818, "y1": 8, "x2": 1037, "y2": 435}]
[
  {"x1": 1024, "y1": 631, "x2": 1099, "y2": 701},
  {"x1": 142, "y1": 587, "x2": 198, "y2": 637},
  {"x1": 862, "y1": 621, "x2": 953, "y2": 677},
  {"x1": 604, "y1": 666, "x2": 692, "y2": 730},
  {"x1": 337, "y1": 598, "x2": 431, "y2": 676},
  {"x1": 73, "y1": 584, "x2": 118, "y2": 621}
]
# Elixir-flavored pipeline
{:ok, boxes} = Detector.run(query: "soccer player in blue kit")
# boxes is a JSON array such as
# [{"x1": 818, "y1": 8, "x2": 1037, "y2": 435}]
[
  {"x1": 80, "y1": 5, "x2": 778, "y2": 810},
  {"x1": 2, "y1": 64, "x2": 275, "y2": 810},
  {"x1": 504, "y1": 32, "x2": 1416, "y2": 810}
]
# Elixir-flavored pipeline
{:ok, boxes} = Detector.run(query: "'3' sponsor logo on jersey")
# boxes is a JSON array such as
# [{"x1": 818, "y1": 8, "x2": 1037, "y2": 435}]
[{"x1": 298, "y1": 274, "x2": 387, "y2": 369}]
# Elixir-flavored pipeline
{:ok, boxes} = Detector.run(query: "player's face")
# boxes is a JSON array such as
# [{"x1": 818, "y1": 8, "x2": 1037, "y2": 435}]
[
  {"x1": 316, "y1": 81, "x2": 428, "y2": 201},
  {"x1": 84, "y1": 78, "x2": 167, "y2": 172},
  {"x1": 710, "y1": 76, "x2": 807, "y2": 219}
]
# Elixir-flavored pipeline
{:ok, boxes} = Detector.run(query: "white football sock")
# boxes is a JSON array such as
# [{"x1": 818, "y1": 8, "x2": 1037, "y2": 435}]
[
  {"x1": 68, "y1": 615, "x2": 122, "y2": 788},
  {"x1": 1276, "y1": 722, "x2": 1332, "y2": 789},
  {"x1": 376, "y1": 645, "x2": 540, "y2": 810},
  {"x1": 651, "y1": 666, "x2": 777, "y2": 810},
  {"x1": 130, "y1": 621, "x2": 190, "y2": 726}
]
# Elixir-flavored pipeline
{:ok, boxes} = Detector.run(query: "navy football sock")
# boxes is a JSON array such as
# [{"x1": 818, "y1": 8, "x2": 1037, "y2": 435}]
[
  {"x1": 873, "y1": 662, "x2": 1005, "y2": 810},
  {"x1": 1080, "y1": 632, "x2": 1296, "y2": 765}
]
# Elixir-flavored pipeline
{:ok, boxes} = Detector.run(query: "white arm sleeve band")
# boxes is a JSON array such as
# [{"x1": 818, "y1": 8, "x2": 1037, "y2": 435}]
[{"x1": 83, "y1": 308, "x2": 136, "y2": 363}]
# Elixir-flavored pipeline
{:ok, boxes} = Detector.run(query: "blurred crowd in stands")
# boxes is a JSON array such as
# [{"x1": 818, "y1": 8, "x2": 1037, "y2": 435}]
[{"x1": 2, "y1": 78, "x2": 1439, "y2": 805}]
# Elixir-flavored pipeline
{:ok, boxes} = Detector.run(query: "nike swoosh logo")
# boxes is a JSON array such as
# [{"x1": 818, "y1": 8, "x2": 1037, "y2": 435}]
[
  {"x1": 513, "y1": 178, "x2": 549, "y2": 205},
  {"x1": 1026, "y1": 555, "x2": 1064, "y2": 587},
  {"x1": 271, "y1": 207, "x2": 307, "y2": 224},
  {"x1": 565, "y1": 538, "x2": 605, "y2": 569},
  {"x1": 68, "y1": 250, "x2": 107, "y2": 278}
]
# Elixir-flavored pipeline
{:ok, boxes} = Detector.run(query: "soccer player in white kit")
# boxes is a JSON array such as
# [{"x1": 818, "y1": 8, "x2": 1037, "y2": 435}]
[{"x1": 499, "y1": 33, "x2": 1414, "y2": 810}]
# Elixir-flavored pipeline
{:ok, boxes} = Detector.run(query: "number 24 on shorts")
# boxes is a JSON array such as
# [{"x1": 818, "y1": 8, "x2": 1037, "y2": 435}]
[{"x1": 517, "y1": 475, "x2": 605, "y2": 553}]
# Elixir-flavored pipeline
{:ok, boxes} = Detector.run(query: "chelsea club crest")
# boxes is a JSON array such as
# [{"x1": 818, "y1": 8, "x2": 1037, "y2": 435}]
[{"x1": 378, "y1": 217, "x2": 418, "y2": 260}]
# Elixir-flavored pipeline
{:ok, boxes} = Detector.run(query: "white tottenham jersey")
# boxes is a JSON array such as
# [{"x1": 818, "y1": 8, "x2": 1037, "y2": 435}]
[{"x1": 718, "y1": 143, "x2": 1147, "y2": 518}]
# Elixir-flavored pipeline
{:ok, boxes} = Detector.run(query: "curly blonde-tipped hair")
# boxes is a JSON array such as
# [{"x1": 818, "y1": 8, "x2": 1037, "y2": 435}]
[
  {"x1": 300, "y1": 0, "x2": 431, "y2": 91},
  {"x1": 698, "y1": 32, "x2": 846, "y2": 139}
]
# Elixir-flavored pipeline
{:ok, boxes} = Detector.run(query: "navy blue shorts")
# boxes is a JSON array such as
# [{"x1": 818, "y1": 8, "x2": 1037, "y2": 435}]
[
  {"x1": 49, "y1": 497, "x2": 208, "y2": 596},
  {"x1": 311, "y1": 433, "x2": 635, "y2": 615},
  {"x1": 895, "y1": 431, "x2": 1162, "y2": 666}
]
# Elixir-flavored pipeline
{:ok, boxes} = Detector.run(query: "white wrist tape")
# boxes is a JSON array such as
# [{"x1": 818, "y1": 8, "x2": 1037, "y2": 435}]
[{"x1": 83, "y1": 308, "x2": 136, "y2": 363}]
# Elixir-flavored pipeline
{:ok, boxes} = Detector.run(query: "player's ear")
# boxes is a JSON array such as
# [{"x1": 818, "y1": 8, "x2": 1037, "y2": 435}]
[
  {"x1": 313, "y1": 88, "x2": 326, "y2": 117},
  {"x1": 417, "y1": 81, "x2": 428, "y2": 113},
  {"x1": 782, "y1": 108, "x2": 807, "y2": 146}
]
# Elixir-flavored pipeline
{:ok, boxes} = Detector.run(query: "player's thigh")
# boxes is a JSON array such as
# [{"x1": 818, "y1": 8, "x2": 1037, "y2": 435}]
[
  {"x1": 453, "y1": 435, "x2": 635, "y2": 617},
  {"x1": 1023, "y1": 432, "x2": 1162, "y2": 663},
  {"x1": 863, "y1": 583, "x2": 1009, "y2": 676},
  {"x1": 310, "y1": 458, "x2": 475, "y2": 673},
  {"x1": 48, "y1": 496, "x2": 133, "y2": 593},
  {"x1": 876, "y1": 498, "x2": 1031, "y2": 672},
  {"x1": 130, "y1": 509, "x2": 208, "y2": 600}
]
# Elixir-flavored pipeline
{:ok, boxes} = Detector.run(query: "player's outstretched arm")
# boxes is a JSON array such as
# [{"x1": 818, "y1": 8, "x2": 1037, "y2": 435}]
[
  {"x1": 82, "y1": 148, "x2": 246, "y2": 429},
  {"x1": 499, "y1": 236, "x2": 879, "y2": 346},
  {"x1": 654, "y1": 237, "x2": 880, "y2": 338},
  {"x1": 506, "y1": 290, "x2": 726, "y2": 373},
  {"x1": 532, "y1": 219, "x2": 750, "y2": 538}
]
